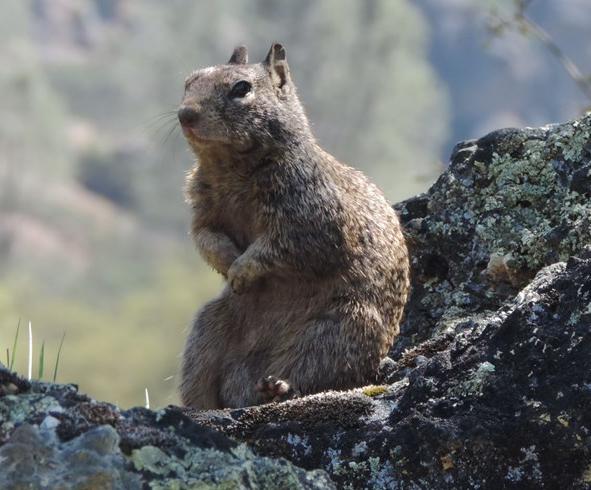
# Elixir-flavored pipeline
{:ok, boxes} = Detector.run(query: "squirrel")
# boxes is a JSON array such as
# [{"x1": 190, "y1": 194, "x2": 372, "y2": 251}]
[{"x1": 178, "y1": 43, "x2": 410, "y2": 409}]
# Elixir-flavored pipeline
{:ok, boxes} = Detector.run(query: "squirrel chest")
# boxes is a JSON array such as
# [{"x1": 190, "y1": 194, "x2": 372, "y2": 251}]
[{"x1": 199, "y1": 171, "x2": 259, "y2": 252}]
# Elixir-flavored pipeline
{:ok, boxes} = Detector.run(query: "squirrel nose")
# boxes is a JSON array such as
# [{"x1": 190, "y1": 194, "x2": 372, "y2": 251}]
[{"x1": 178, "y1": 107, "x2": 200, "y2": 127}]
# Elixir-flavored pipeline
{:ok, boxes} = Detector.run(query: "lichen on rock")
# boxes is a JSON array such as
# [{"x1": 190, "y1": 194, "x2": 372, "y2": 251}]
[{"x1": 395, "y1": 113, "x2": 591, "y2": 346}]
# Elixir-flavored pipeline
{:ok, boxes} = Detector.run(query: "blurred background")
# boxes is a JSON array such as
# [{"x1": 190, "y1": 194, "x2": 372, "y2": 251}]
[{"x1": 1, "y1": 0, "x2": 590, "y2": 408}]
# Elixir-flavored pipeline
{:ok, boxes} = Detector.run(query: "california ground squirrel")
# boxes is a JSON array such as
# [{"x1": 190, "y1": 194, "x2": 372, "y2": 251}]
[{"x1": 178, "y1": 43, "x2": 410, "y2": 408}]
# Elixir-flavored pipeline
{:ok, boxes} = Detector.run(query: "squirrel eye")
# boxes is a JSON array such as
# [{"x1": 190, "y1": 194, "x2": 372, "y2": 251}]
[{"x1": 229, "y1": 80, "x2": 252, "y2": 99}]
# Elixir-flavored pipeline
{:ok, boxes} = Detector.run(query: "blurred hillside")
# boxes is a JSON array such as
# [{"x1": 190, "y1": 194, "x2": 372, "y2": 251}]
[
  {"x1": 419, "y1": 0, "x2": 591, "y2": 147},
  {"x1": 0, "y1": 0, "x2": 589, "y2": 407}
]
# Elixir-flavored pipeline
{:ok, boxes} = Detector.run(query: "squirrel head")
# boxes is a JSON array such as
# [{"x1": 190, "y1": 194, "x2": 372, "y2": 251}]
[{"x1": 178, "y1": 43, "x2": 312, "y2": 156}]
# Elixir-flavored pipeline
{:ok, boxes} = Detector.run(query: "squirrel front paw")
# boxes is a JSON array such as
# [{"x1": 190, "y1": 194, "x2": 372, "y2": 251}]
[
  {"x1": 227, "y1": 256, "x2": 261, "y2": 294},
  {"x1": 255, "y1": 376, "x2": 298, "y2": 403}
]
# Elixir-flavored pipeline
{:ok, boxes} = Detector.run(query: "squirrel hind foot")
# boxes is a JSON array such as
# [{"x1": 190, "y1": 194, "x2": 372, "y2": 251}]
[{"x1": 255, "y1": 375, "x2": 298, "y2": 403}]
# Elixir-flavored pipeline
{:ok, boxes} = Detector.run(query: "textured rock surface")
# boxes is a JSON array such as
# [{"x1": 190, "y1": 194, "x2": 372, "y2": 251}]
[
  {"x1": 0, "y1": 369, "x2": 334, "y2": 489},
  {"x1": 0, "y1": 423, "x2": 142, "y2": 489},
  {"x1": 1, "y1": 114, "x2": 590, "y2": 489},
  {"x1": 188, "y1": 253, "x2": 591, "y2": 488},
  {"x1": 394, "y1": 114, "x2": 591, "y2": 353}
]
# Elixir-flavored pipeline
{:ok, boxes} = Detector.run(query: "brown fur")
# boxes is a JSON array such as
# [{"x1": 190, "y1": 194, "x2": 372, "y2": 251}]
[{"x1": 178, "y1": 43, "x2": 410, "y2": 409}]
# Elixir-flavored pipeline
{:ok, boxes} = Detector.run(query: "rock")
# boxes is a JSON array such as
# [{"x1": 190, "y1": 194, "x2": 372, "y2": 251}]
[
  {"x1": 394, "y1": 114, "x2": 591, "y2": 350},
  {"x1": 0, "y1": 362, "x2": 30, "y2": 396},
  {"x1": 0, "y1": 423, "x2": 141, "y2": 490},
  {"x1": 186, "y1": 243, "x2": 591, "y2": 489},
  {"x1": 1, "y1": 114, "x2": 590, "y2": 488},
  {"x1": 0, "y1": 367, "x2": 334, "y2": 489}
]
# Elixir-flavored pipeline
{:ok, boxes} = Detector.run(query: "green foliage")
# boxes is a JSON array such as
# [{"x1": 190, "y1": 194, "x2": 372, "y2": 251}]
[
  {"x1": 53, "y1": 333, "x2": 66, "y2": 383},
  {"x1": 3, "y1": 317, "x2": 64, "y2": 383},
  {"x1": 38, "y1": 341, "x2": 45, "y2": 380},
  {"x1": 77, "y1": 148, "x2": 136, "y2": 208},
  {"x1": 362, "y1": 385, "x2": 389, "y2": 397},
  {"x1": 9, "y1": 319, "x2": 19, "y2": 371}
]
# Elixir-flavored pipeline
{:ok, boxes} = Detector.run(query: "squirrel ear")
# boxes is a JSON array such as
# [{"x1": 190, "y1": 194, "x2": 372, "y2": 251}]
[
  {"x1": 263, "y1": 42, "x2": 290, "y2": 88},
  {"x1": 228, "y1": 45, "x2": 248, "y2": 65}
]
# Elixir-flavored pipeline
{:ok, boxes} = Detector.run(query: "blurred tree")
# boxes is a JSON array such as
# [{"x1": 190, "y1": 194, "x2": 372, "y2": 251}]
[
  {"x1": 78, "y1": 147, "x2": 136, "y2": 208},
  {"x1": 0, "y1": 0, "x2": 70, "y2": 216}
]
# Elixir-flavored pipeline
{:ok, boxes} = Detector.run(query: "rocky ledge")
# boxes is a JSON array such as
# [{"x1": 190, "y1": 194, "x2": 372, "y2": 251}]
[{"x1": 1, "y1": 114, "x2": 590, "y2": 489}]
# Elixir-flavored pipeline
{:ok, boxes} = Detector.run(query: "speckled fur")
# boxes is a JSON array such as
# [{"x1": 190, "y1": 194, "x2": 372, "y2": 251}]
[{"x1": 179, "y1": 44, "x2": 410, "y2": 409}]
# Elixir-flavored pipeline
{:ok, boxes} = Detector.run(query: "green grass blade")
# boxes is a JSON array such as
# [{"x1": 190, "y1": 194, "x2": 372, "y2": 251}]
[
  {"x1": 9, "y1": 318, "x2": 20, "y2": 371},
  {"x1": 5, "y1": 348, "x2": 9, "y2": 368},
  {"x1": 52, "y1": 332, "x2": 66, "y2": 383},
  {"x1": 38, "y1": 341, "x2": 45, "y2": 380},
  {"x1": 27, "y1": 321, "x2": 32, "y2": 381}
]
